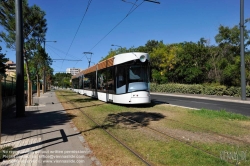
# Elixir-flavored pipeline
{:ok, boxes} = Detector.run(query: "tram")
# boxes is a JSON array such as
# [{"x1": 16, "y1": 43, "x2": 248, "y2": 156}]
[{"x1": 71, "y1": 52, "x2": 150, "y2": 104}]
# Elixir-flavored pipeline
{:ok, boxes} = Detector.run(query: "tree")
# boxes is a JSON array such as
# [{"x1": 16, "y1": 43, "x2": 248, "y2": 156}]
[
  {"x1": 214, "y1": 21, "x2": 250, "y2": 86},
  {"x1": 215, "y1": 23, "x2": 250, "y2": 54},
  {"x1": 29, "y1": 46, "x2": 51, "y2": 96},
  {"x1": 206, "y1": 46, "x2": 223, "y2": 83},
  {"x1": 150, "y1": 43, "x2": 179, "y2": 83},
  {"x1": 100, "y1": 49, "x2": 116, "y2": 61},
  {"x1": 0, "y1": 0, "x2": 47, "y2": 105},
  {"x1": 144, "y1": 40, "x2": 161, "y2": 53},
  {"x1": 171, "y1": 41, "x2": 210, "y2": 84},
  {"x1": 0, "y1": 46, "x2": 8, "y2": 75},
  {"x1": 54, "y1": 73, "x2": 72, "y2": 88}
]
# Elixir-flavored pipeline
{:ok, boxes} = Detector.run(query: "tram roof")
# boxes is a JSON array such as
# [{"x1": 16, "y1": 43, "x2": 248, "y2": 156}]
[
  {"x1": 71, "y1": 52, "x2": 149, "y2": 79},
  {"x1": 72, "y1": 56, "x2": 114, "y2": 79}
]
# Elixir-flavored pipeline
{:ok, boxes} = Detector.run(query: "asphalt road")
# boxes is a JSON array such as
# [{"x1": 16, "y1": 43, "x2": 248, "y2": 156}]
[{"x1": 151, "y1": 94, "x2": 250, "y2": 116}]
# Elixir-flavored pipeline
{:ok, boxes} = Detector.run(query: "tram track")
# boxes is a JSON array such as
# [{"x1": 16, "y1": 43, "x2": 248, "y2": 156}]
[
  {"x1": 58, "y1": 91, "x2": 246, "y2": 165},
  {"x1": 59, "y1": 91, "x2": 153, "y2": 166},
  {"x1": 129, "y1": 105, "x2": 250, "y2": 145},
  {"x1": 82, "y1": 100, "x2": 240, "y2": 165}
]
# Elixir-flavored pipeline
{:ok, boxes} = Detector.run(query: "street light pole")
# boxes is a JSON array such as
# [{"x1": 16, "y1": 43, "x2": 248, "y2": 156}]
[
  {"x1": 43, "y1": 40, "x2": 56, "y2": 93},
  {"x1": 111, "y1": 44, "x2": 123, "y2": 53},
  {"x1": 15, "y1": 0, "x2": 25, "y2": 117},
  {"x1": 240, "y1": 0, "x2": 246, "y2": 100},
  {"x1": 111, "y1": 44, "x2": 122, "y2": 48}
]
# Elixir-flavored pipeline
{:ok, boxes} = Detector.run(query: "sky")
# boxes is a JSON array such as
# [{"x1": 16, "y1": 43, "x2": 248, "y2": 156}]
[{"x1": 1, "y1": 0, "x2": 250, "y2": 74}]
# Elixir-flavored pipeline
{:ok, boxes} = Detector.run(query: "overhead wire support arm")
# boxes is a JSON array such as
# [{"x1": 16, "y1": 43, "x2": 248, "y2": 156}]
[
  {"x1": 83, "y1": 52, "x2": 93, "y2": 67},
  {"x1": 144, "y1": 0, "x2": 160, "y2": 4}
]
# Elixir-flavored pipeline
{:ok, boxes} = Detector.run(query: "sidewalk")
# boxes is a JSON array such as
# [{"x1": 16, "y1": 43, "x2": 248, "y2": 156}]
[{"x1": 0, "y1": 91, "x2": 101, "y2": 166}]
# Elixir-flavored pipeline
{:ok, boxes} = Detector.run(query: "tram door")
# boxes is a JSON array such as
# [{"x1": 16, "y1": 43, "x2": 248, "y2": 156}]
[
  {"x1": 106, "y1": 66, "x2": 115, "y2": 102},
  {"x1": 116, "y1": 66, "x2": 126, "y2": 95}
]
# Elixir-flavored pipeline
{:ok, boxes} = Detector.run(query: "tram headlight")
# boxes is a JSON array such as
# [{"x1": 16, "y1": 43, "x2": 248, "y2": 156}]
[{"x1": 140, "y1": 55, "x2": 146, "y2": 62}]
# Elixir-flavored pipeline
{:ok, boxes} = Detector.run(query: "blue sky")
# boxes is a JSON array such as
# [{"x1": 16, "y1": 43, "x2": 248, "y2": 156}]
[{"x1": 1, "y1": 0, "x2": 250, "y2": 74}]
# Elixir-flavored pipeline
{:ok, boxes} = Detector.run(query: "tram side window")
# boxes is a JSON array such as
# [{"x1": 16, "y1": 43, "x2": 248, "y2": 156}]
[
  {"x1": 82, "y1": 76, "x2": 84, "y2": 89},
  {"x1": 107, "y1": 67, "x2": 114, "y2": 94},
  {"x1": 90, "y1": 72, "x2": 96, "y2": 90},
  {"x1": 97, "y1": 69, "x2": 107, "y2": 91},
  {"x1": 116, "y1": 65, "x2": 126, "y2": 94},
  {"x1": 83, "y1": 74, "x2": 91, "y2": 89},
  {"x1": 72, "y1": 78, "x2": 78, "y2": 89},
  {"x1": 79, "y1": 76, "x2": 83, "y2": 89}
]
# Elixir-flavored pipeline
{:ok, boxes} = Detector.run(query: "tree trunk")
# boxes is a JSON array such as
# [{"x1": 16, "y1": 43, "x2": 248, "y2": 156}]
[
  {"x1": 42, "y1": 68, "x2": 45, "y2": 94},
  {"x1": 30, "y1": 81, "x2": 33, "y2": 105},
  {"x1": 25, "y1": 58, "x2": 31, "y2": 106},
  {"x1": 37, "y1": 74, "x2": 40, "y2": 97},
  {"x1": 26, "y1": 80, "x2": 31, "y2": 106},
  {"x1": 42, "y1": 83, "x2": 44, "y2": 94}
]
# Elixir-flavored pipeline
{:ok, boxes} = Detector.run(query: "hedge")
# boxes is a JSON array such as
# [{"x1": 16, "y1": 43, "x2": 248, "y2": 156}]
[{"x1": 150, "y1": 83, "x2": 250, "y2": 97}]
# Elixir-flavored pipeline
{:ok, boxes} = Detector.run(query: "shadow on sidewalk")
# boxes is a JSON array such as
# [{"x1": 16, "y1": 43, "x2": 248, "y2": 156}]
[{"x1": 1, "y1": 106, "x2": 76, "y2": 136}]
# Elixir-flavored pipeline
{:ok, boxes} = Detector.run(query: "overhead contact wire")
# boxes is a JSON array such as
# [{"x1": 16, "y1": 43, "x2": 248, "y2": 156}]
[
  {"x1": 61, "y1": 0, "x2": 93, "y2": 68},
  {"x1": 75, "y1": 0, "x2": 144, "y2": 66},
  {"x1": 89, "y1": 0, "x2": 144, "y2": 52}
]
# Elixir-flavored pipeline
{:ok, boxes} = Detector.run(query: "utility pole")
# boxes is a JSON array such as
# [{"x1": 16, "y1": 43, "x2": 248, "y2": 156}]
[
  {"x1": 240, "y1": 0, "x2": 246, "y2": 100},
  {"x1": 15, "y1": 0, "x2": 25, "y2": 117}
]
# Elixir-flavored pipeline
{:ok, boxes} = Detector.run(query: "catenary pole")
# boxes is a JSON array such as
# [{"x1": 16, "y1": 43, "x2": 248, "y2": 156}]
[
  {"x1": 240, "y1": 0, "x2": 246, "y2": 100},
  {"x1": 15, "y1": 0, "x2": 25, "y2": 117}
]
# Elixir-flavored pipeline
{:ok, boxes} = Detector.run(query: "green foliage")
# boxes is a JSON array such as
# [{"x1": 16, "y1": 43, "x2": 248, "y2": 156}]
[
  {"x1": 151, "y1": 69, "x2": 167, "y2": 84},
  {"x1": 150, "y1": 83, "x2": 203, "y2": 94},
  {"x1": 190, "y1": 109, "x2": 250, "y2": 121},
  {"x1": 54, "y1": 73, "x2": 72, "y2": 88},
  {"x1": 202, "y1": 85, "x2": 227, "y2": 96},
  {"x1": 215, "y1": 24, "x2": 250, "y2": 52},
  {"x1": 150, "y1": 43, "x2": 178, "y2": 79},
  {"x1": 0, "y1": 0, "x2": 48, "y2": 84},
  {"x1": 0, "y1": 0, "x2": 47, "y2": 49},
  {"x1": 0, "y1": 46, "x2": 8, "y2": 75},
  {"x1": 100, "y1": 49, "x2": 116, "y2": 61},
  {"x1": 171, "y1": 41, "x2": 210, "y2": 84},
  {"x1": 150, "y1": 83, "x2": 250, "y2": 97}
]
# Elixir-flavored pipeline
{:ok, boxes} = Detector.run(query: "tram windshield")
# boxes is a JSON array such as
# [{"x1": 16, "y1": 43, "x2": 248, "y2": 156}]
[
  {"x1": 129, "y1": 65, "x2": 149, "y2": 83},
  {"x1": 128, "y1": 63, "x2": 150, "y2": 92}
]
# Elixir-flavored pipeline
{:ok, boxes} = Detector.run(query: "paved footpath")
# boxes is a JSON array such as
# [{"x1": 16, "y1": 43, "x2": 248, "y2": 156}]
[{"x1": 0, "y1": 91, "x2": 101, "y2": 166}]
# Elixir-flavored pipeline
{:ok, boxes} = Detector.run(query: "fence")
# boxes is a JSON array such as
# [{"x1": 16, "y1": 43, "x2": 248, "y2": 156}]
[
  {"x1": 24, "y1": 81, "x2": 38, "y2": 93},
  {"x1": 1, "y1": 76, "x2": 16, "y2": 97}
]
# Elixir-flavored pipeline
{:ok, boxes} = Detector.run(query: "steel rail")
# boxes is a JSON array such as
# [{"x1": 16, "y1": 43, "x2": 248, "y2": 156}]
[{"x1": 59, "y1": 91, "x2": 153, "y2": 166}]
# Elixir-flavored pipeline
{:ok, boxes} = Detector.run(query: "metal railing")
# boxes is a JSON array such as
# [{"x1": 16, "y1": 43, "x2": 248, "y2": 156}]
[{"x1": 1, "y1": 76, "x2": 16, "y2": 97}]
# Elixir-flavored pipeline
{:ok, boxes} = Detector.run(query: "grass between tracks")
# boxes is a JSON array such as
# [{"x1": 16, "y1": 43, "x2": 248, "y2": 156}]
[{"x1": 56, "y1": 90, "x2": 250, "y2": 166}]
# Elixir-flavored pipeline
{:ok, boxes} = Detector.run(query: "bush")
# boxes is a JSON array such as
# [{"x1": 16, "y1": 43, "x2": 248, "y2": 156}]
[
  {"x1": 247, "y1": 86, "x2": 250, "y2": 97},
  {"x1": 150, "y1": 83, "x2": 250, "y2": 97},
  {"x1": 224, "y1": 86, "x2": 240, "y2": 97}
]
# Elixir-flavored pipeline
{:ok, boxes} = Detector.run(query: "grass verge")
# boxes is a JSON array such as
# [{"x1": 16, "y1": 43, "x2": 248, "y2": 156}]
[{"x1": 56, "y1": 90, "x2": 250, "y2": 166}]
